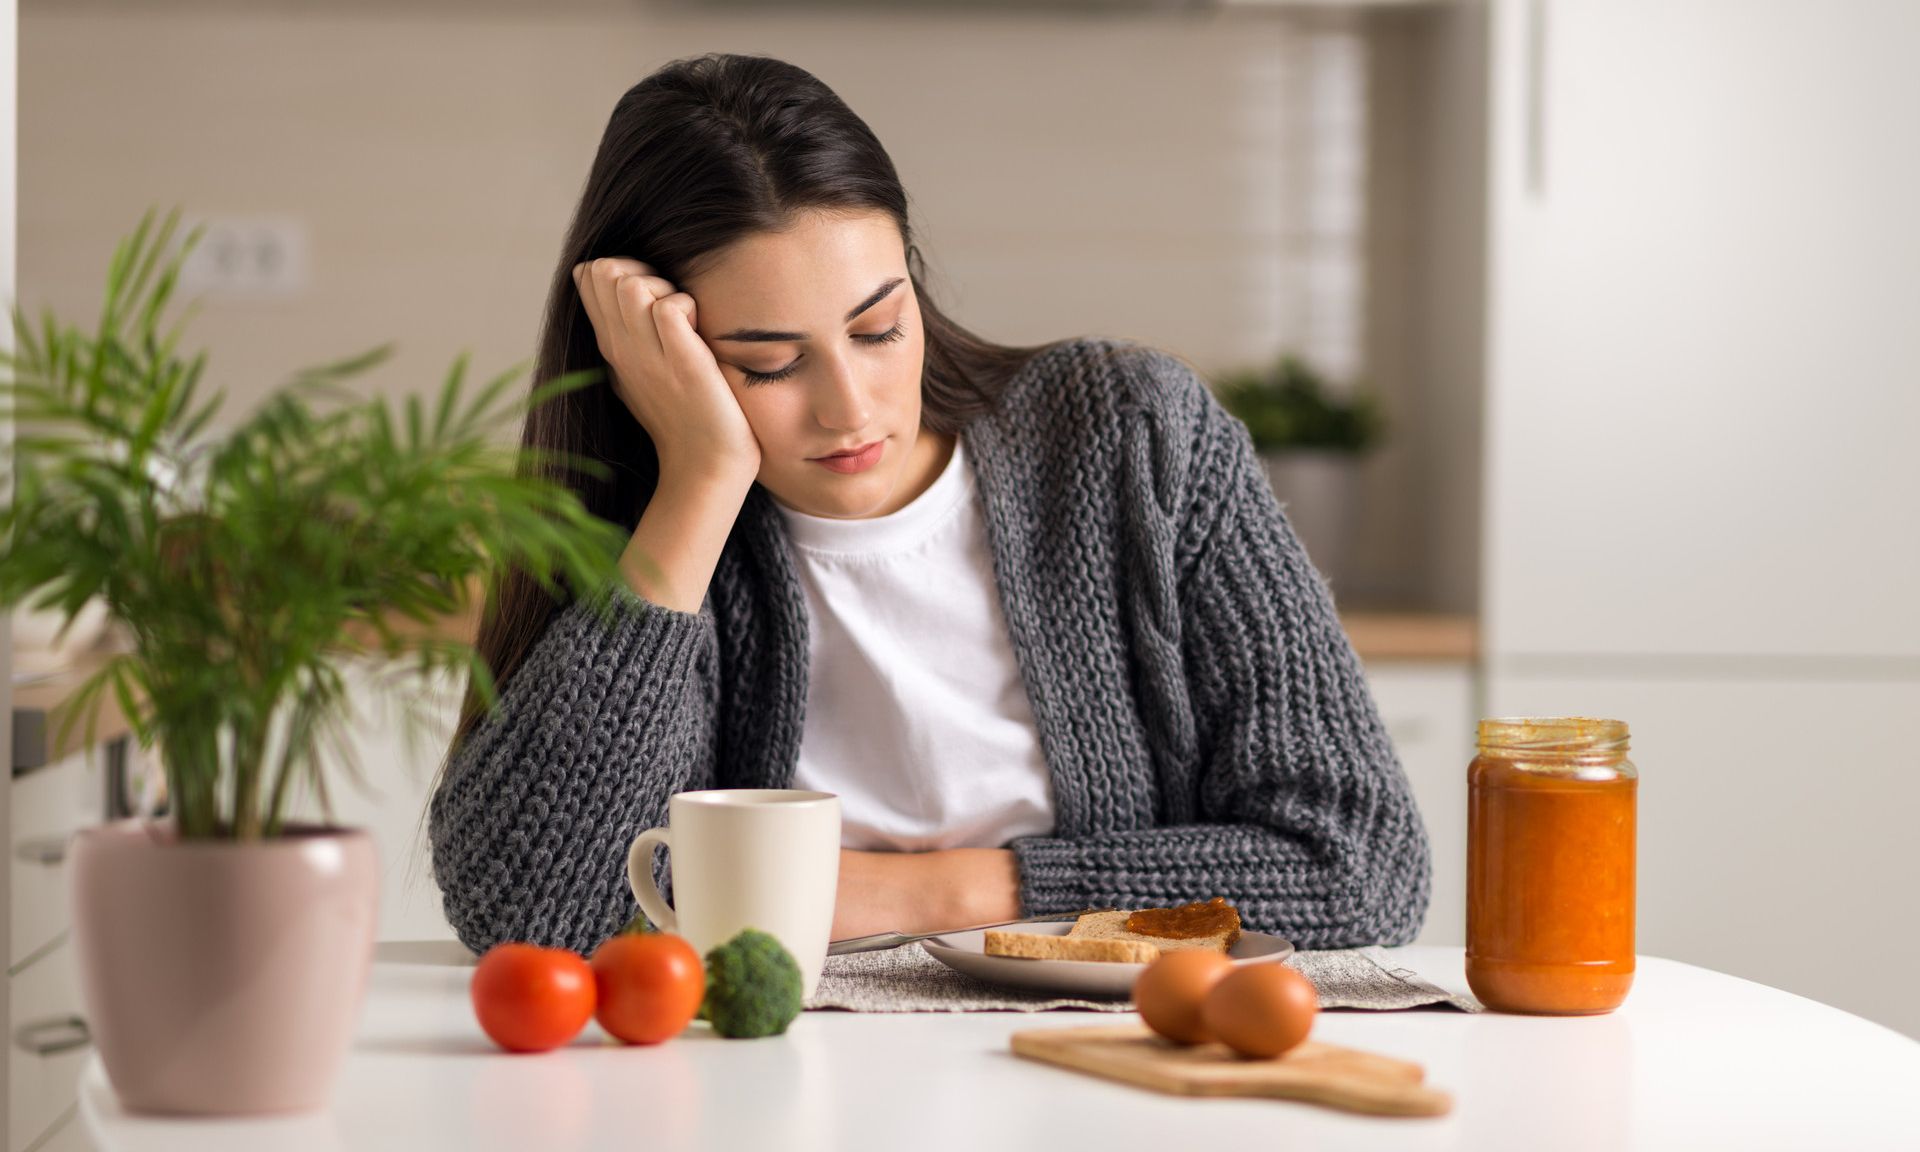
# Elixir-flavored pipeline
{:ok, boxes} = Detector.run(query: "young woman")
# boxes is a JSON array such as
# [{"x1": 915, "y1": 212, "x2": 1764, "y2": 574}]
[{"x1": 427, "y1": 52, "x2": 1431, "y2": 958}]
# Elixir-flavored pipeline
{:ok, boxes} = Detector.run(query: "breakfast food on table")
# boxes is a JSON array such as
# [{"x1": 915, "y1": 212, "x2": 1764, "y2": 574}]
[
  {"x1": 1119, "y1": 896, "x2": 1243, "y2": 950},
  {"x1": 470, "y1": 942, "x2": 597, "y2": 1053},
  {"x1": 703, "y1": 927, "x2": 805, "y2": 1039},
  {"x1": 1201, "y1": 963, "x2": 1318, "y2": 1059},
  {"x1": 982, "y1": 898, "x2": 1244, "y2": 963},
  {"x1": 470, "y1": 923, "x2": 801, "y2": 1051},
  {"x1": 1133, "y1": 950, "x2": 1235, "y2": 1045},
  {"x1": 1467, "y1": 716, "x2": 1638, "y2": 1015},
  {"x1": 589, "y1": 931, "x2": 706, "y2": 1046},
  {"x1": 981, "y1": 931, "x2": 1161, "y2": 963}
]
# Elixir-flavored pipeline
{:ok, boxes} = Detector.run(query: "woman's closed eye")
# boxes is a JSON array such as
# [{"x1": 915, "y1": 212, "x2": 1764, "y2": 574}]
[{"x1": 739, "y1": 322, "x2": 910, "y2": 386}]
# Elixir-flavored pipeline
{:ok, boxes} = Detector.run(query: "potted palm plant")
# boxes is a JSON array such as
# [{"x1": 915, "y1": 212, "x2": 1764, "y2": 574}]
[
  {"x1": 1212, "y1": 353, "x2": 1385, "y2": 595},
  {"x1": 0, "y1": 210, "x2": 629, "y2": 1115}
]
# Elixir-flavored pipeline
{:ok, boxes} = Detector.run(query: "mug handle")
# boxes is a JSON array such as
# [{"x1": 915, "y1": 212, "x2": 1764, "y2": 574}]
[{"x1": 626, "y1": 827, "x2": 678, "y2": 934}]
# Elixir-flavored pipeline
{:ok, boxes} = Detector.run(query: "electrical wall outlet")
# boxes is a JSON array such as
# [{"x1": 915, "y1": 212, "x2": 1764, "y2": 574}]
[{"x1": 176, "y1": 215, "x2": 310, "y2": 298}]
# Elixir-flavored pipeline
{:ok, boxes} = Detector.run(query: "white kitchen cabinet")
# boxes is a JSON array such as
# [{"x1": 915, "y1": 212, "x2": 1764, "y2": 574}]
[
  {"x1": 6, "y1": 743, "x2": 112, "y2": 1152},
  {"x1": 8, "y1": 750, "x2": 101, "y2": 972},
  {"x1": 283, "y1": 669, "x2": 461, "y2": 944},
  {"x1": 1484, "y1": 673, "x2": 1920, "y2": 1041},
  {"x1": 7, "y1": 939, "x2": 86, "y2": 1152},
  {"x1": 1363, "y1": 661, "x2": 1477, "y2": 946},
  {"x1": 26, "y1": 1117, "x2": 83, "y2": 1152},
  {"x1": 1483, "y1": 0, "x2": 1920, "y2": 661},
  {"x1": 1474, "y1": 0, "x2": 1920, "y2": 1042}
]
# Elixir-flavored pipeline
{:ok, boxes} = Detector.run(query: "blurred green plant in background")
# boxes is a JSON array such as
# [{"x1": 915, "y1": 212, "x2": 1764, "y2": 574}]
[{"x1": 1212, "y1": 353, "x2": 1386, "y2": 454}]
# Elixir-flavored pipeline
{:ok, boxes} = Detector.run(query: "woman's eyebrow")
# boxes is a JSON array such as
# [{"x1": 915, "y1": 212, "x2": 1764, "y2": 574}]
[{"x1": 710, "y1": 277, "x2": 905, "y2": 343}]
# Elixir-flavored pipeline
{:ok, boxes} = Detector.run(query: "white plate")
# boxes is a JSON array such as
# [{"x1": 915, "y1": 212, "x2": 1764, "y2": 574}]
[{"x1": 919, "y1": 921, "x2": 1294, "y2": 998}]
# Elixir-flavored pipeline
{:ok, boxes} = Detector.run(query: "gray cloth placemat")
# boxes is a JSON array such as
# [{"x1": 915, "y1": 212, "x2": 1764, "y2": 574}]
[{"x1": 804, "y1": 944, "x2": 1482, "y2": 1013}]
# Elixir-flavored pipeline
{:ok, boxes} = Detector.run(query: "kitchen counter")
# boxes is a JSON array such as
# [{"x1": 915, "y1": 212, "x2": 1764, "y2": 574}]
[
  {"x1": 11, "y1": 648, "x2": 134, "y2": 773},
  {"x1": 9, "y1": 603, "x2": 1462, "y2": 770},
  {"x1": 1341, "y1": 612, "x2": 1477, "y2": 663},
  {"x1": 77, "y1": 944, "x2": 1920, "y2": 1151},
  {"x1": 346, "y1": 589, "x2": 1478, "y2": 665}
]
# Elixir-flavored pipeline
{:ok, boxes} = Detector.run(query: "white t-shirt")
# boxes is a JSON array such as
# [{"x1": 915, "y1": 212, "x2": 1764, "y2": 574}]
[{"x1": 771, "y1": 435, "x2": 1055, "y2": 852}]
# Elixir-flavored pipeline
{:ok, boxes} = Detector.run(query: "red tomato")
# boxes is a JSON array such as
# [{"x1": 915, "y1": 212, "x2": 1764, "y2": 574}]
[
  {"x1": 590, "y1": 932, "x2": 705, "y2": 1045},
  {"x1": 471, "y1": 943, "x2": 596, "y2": 1053}
]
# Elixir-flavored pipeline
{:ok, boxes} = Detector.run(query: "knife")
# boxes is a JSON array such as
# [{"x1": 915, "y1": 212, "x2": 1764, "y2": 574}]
[{"x1": 827, "y1": 906, "x2": 1118, "y2": 956}]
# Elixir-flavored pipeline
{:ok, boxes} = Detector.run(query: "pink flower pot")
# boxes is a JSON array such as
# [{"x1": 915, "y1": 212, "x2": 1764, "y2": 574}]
[{"x1": 68, "y1": 819, "x2": 379, "y2": 1115}]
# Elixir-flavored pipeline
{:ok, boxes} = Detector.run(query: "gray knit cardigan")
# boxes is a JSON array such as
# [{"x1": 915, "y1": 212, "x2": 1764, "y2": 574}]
[{"x1": 428, "y1": 336, "x2": 1432, "y2": 957}]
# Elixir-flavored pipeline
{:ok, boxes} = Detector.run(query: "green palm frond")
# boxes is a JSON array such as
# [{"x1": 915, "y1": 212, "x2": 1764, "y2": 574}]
[{"x1": 0, "y1": 207, "x2": 626, "y2": 840}]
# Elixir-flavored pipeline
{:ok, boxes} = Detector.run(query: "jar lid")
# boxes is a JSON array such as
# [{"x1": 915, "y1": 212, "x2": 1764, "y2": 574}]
[{"x1": 1477, "y1": 717, "x2": 1630, "y2": 755}]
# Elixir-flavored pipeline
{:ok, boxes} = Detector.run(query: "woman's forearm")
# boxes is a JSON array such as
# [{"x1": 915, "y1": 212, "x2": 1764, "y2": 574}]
[
  {"x1": 620, "y1": 469, "x2": 756, "y2": 613},
  {"x1": 922, "y1": 848, "x2": 1023, "y2": 925},
  {"x1": 831, "y1": 848, "x2": 1022, "y2": 939},
  {"x1": 429, "y1": 593, "x2": 722, "y2": 956},
  {"x1": 1011, "y1": 818, "x2": 1431, "y2": 949}
]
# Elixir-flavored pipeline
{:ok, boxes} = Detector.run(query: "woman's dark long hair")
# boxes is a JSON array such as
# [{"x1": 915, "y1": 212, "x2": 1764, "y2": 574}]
[{"x1": 448, "y1": 53, "x2": 1061, "y2": 757}]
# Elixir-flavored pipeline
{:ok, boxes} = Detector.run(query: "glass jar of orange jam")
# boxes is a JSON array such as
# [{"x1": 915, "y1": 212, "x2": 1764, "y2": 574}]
[{"x1": 1466, "y1": 717, "x2": 1637, "y2": 1015}]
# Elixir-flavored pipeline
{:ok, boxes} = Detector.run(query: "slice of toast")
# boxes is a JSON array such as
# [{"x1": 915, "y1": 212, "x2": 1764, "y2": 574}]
[
  {"x1": 981, "y1": 930, "x2": 1161, "y2": 964},
  {"x1": 1066, "y1": 909, "x2": 1237, "y2": 955}
]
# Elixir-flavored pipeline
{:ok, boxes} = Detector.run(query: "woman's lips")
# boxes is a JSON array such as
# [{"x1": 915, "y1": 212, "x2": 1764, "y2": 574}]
[{"x1": 812, "y1": 439, "x2": 885, "y2": 474}]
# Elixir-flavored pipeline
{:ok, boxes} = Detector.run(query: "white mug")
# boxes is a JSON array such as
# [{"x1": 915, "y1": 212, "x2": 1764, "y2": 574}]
[{"x1": 627, "y1": 789, "x2": 841, "y2": 999}]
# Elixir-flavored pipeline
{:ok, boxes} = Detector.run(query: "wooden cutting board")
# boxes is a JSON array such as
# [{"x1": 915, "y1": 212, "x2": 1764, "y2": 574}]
[{"x1": 1010, "y1": 1023, "x2": 1453, "y2": 1117}]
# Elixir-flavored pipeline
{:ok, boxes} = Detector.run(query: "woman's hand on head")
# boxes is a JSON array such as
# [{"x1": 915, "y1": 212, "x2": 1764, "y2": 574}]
[{"x1": 572, "y1": 257, "x2": 762, "y2": 488}]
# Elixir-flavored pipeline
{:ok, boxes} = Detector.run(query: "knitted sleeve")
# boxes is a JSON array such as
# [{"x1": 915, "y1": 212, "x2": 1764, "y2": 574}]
[
  {"x1": 1010, "y1": 374, "x2": 1433, "y2": 949},
  {"x1": 427, "y1": 582, "x2": 720, "y2": 956}
]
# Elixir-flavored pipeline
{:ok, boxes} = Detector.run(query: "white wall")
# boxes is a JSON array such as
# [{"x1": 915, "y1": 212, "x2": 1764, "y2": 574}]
[
  {"x1": 1372, "y1": 3, "x2": 1486, "y2": 615},
  {"x1": 17, "y1": 6, "x2": 1354, "y2": 413},
  {"x1": 18, "y1": 1, "x2": 1478, "y2": 611}
]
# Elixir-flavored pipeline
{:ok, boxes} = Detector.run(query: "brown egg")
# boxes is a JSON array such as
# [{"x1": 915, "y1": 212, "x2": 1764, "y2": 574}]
[
  {"x1": 1133, "y1": 950, "x2": 1234, "y2": 1045},
  {"x1": 1201, "y1": 964, "x2": 1318, "y2": 1058}
]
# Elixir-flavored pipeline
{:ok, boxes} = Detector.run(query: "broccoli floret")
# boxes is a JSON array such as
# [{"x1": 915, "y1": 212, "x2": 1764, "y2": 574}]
[{"x1": 702, "y1": 928, "x2": 803, "y2": 1039}]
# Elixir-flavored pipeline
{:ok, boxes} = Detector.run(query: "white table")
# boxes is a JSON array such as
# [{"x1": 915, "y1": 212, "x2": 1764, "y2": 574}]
[{"x1": 77, "y1": 943, "x2": 1920, "y2": 1151}]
